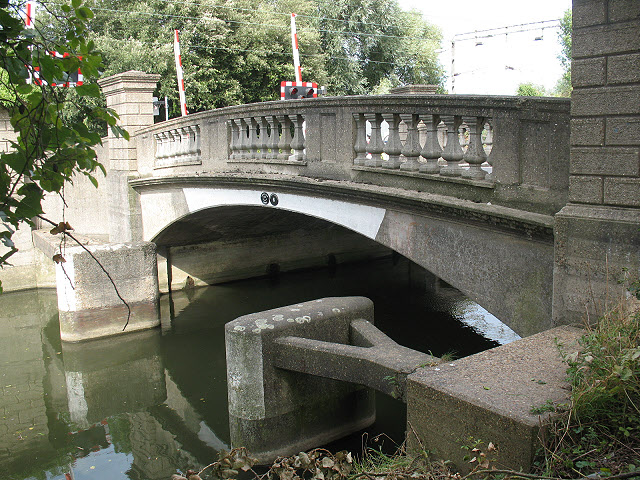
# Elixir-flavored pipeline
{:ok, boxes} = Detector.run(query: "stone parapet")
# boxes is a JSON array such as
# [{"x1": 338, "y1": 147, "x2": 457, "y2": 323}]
[{"x1": 136, "y1": 95, "x2": 570, "y2": 216}]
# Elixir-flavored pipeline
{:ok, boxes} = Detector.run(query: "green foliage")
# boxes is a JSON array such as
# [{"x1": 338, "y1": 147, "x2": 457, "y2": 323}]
[
  {"x1": 0, "y1": 0, "x2": 123, "y2": 292},
  {"x1": 313, "y1": 0, "x2": 444, "y2": 95},
  {"x1": 535, "y1": 302, "x2": 640, "y2": 477},
  {"x1": 555, "y1": 9, "x2": 572, "y2": 97},
  {"x1": 41, "y1": 0, "x2": 444, "y2": 117},
  {"x1": 516, "y1": 82, "x2": 547, "y2": 97}
]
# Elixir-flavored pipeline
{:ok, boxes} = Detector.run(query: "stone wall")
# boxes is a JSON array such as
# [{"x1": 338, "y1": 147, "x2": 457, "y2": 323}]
[{"x1": 553, "y1": 0, "x2": 640, "y2": 325}]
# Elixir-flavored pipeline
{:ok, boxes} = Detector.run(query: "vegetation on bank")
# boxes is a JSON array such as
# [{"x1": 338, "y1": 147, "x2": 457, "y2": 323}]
[{"x1": 173, "y1": 291, "x2": 640, "y2": 480}]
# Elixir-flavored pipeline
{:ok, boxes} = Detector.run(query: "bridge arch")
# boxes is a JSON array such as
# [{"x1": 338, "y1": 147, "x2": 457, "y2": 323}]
[{"x1": 134, "y1": 178, "x2": 554, "y2": 337}]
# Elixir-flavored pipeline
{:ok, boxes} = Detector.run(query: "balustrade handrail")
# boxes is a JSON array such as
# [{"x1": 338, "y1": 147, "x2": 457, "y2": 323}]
[{"x1": 135, "y1": 94, "x2": 570, "y2": 215}]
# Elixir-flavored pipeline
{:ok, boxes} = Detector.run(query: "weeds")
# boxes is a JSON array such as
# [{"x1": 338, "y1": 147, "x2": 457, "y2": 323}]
[{"x1": 534, "y1": 298, "x2": 640, "y2": 478}]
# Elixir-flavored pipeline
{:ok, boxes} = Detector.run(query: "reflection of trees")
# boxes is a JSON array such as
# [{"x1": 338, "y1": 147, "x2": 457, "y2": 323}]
[{"x1": 0, "y1": 290, "x2": 72, "y2": 479}]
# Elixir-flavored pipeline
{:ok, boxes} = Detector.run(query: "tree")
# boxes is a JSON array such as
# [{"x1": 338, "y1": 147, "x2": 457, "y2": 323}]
[
  {"x1": 51, "y1": 0, "x2": 443, "y2": 115},
  {"x1": 313, "y1": 0, "x2": 444, "y2": 95},
  {"x1": 554, "y1": 8, "x2": 571, "y2": 97},
  {"x1": 516, "y1": 82, "x2": 547, "y2": 96},
  {"x1": 0, "y1": 0, "x2": 125, "y2": 292}
]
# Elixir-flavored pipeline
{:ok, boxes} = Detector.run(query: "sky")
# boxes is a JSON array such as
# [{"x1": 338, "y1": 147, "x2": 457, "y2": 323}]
[{"x1": 396, "y1": 0, "x2": 572, "y2": 95}]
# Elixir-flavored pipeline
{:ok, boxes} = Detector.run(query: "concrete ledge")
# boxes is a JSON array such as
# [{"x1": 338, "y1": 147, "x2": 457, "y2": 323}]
[{"x1": 406, "y1": 326, "x2": 583, "y2": 473}]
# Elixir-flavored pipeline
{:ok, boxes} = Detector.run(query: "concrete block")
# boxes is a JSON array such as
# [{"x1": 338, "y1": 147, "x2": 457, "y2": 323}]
[
  {"x1": 607, "y1": 53, "x2": 640, "y2": 85},
  {"x1": 570, "y1": 118, "x2": 605, "y2": 146},
  {"x1": 553, "y1": 204, "x2": 640, "y2": 326},
  {"x1": 407, "y1": 326, "x2": 583, "y2": 474},
  {"x1": 572, "y1": 58, "x2": 606, "y2": 87},
  {"x1": 569, "y1": 175, "x2": 603, "y2": 204},
  {"x1": 225, "y1": 297, "x2": 377, "y2": 463},
  {"x1": 53, "y1": 240, "x2": 160, "y2": 342},
  {"x1": 604, "y1": 177, "x2": 640, "y2": 206},
  {"x1": 573, "y1": 0, "x2": 606, "y2": 28},
  {"x1": 573, "y1": 22, "x2": 640, "y2": 58},
  {"x1": 609, "y1": 0, "x2": 640, "y2": 22},
  {"x1": 607, "y1": 117, "x2": 640, "y2": 146},
  {"x1": 571, "y1": 147, "x2": 639, "y2": 176},
  {"x1": 572, "y1": 86, "x2": 640, "y2": 117}
]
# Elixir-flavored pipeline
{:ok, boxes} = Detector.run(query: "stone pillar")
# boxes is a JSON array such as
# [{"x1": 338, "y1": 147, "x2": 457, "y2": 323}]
[
  {"x1": 55, "y1": 241, "x2": 160, "y2": 342},
  {"x1": 553, "y1": 0, "x2": 640, "y2": 326},
  {"x1": 98, "y1": 71, "x2": 161, "y2": 243}
]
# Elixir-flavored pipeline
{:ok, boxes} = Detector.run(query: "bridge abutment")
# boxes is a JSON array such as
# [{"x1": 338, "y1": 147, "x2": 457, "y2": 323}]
[{"x1": 552, "y1": 0, "x2": 640, "y2": 327}]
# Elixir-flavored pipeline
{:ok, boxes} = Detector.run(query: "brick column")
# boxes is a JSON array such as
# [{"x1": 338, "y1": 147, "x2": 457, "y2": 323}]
[
  {"x1": 553, "y1": 0, "x2": 640, "y2": 325},
  {"x1": 98, "y1": 71, "x2": 161, "y2": 242}
]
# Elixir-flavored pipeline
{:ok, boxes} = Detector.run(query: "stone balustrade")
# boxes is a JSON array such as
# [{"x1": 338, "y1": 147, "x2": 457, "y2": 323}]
[
  {"x1": 136, "y1": 94, "x2": 569, "y2": 215},
  {"x1": 153, "y1": 125, "x2": 201, "y2": 168}
]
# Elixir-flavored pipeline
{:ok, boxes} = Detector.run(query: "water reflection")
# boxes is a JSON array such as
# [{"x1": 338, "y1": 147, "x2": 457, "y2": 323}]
[{"x1": 0, "y1": 257, "x2": 517, "y2": 480}]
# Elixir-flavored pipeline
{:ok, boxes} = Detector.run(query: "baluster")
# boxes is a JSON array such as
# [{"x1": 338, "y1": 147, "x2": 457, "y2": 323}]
[
  {"x1": 179, "y1": 127, "x2": 189, "y2": 157},
  {"x1": 484, "y1": 120, "x2": 494, "y2": 180},
  {"x1": 190, "y1": 126, "x2": 200, "y2": 158},
  {"x1": 154, "y1": 133, "x2": 164, "y2": 160},
  {"x1": 364, "y1": 113, "x2": 384, "y2": 167},
  {"x1": 266, "y1": 116, "x2": 279, "y2": 159},
  {"x1": 229, "y1": 120, "x2": 239, "y2": 160},
  {"x1": 461, "y1": 116, "x2": 487, "y2": 180},
  {"x1": 248, "y1": 117, "x2": 259, "y2": 159},
  {"x1": 399, "y1": 113, "x2": 421, "y2": 171},
  {"x1": 275, "y1": 114, "x2": 292, "y2": 160},
  {"x1": 258, "y1": 117, "x2": 269, "y2": 159},
  {"x1": 166, "y1": 130, "x2": 176, "y2": 162},
  {"x1": 419, "y1": 114, "x2": 442, "y2": 174},
  {"x1": 239, "y1": 118, "x2": 250, "y2": 159},
  {"x1": 382, "y1": 113, "x2": 402, "y2": 169},
  {"x1": 289, "y1": 114, "x2": 305, "y2": 161},
  {"x1": 353, "y1": 113, "x2": 368, "y2": 165},
  {"x1": 440, "y1": 115, "x2": 464, "y2": 176}
]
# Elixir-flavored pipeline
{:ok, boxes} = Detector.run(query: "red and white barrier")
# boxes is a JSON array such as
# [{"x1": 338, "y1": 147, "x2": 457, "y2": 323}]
[
  {"x1": 24, "y1": 1, "x2": 35, "y2": 29},
  {"x1": 174, "y1": 30, "x2": 188, "y2": 117},
  {"x1": 33, "y1": 51, "x2": 83, "y2": 87},
  {"x1": 290, "y1": 13, "x2": 302, "y2": 83}
]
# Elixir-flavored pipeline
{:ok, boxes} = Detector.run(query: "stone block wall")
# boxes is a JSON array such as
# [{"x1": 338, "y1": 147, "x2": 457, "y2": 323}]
[
  {"x1": 570, "y1": 0, "x2": 640, "y2": 206},
  {"x1": 553, "y1": 0, "x2": 640, "y2": 326}
]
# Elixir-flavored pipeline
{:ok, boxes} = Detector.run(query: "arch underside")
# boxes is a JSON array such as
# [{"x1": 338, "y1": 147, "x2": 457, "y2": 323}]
[{"x1": 139, "y1": 185, "x2": 554, "y2": 337}]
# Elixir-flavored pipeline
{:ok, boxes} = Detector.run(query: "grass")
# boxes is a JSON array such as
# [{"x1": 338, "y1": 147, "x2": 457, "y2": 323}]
[{"x1": 533, "y1": 298, "x2": 640, "y2": 478}]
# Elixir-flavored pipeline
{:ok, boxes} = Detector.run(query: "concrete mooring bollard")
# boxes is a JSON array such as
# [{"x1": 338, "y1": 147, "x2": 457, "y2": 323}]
[{"x1": 225, "y1": 296, "x2": 436, "y2": 463}]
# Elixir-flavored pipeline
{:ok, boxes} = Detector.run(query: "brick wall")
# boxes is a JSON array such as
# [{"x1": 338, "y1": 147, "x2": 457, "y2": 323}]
[{"x1": 570, "y1": 0, "x2": 640, "y2": 207}]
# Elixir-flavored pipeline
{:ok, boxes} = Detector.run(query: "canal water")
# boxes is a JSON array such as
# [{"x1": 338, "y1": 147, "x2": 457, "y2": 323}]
[{"x1": 0, "y1": 256, "x2": 518, "y2": 480}]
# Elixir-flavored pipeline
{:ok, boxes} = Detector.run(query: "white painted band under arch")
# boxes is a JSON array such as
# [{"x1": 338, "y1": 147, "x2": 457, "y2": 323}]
[{"x1": 182, "y1": 187, "x2": 387, "y2": 240}]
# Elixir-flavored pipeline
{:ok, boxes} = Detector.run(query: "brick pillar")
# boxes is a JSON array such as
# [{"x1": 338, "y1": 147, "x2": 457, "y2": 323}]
[
  {"x1": 553, "y1": 0, "x2": 640, "y2": 325},
  {"x1": 98, "y1": 71, "x2": 161, "y2": 242}
]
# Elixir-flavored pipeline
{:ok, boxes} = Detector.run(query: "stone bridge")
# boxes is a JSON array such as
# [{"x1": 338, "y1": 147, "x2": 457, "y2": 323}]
[{"x1": 123, "y1": 89, "x2": 569, "y2": 340}]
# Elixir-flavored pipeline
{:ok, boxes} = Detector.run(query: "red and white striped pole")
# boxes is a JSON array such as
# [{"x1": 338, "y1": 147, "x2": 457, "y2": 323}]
[
  {"x1": 290, "y1": 13, "x2": 302, "y2": 83},
  {"x1": 173, "y1": 29, "x2": 188, "y2": 117},
  {"x1": 24, "y1": 1, "x2": 35, "y2": 29}
]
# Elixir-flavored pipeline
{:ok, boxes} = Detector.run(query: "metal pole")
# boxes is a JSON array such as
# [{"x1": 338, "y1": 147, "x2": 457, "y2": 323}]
[
  {"x1": 290, "y1": 13, "x2": 302, "y2": 83},
  {"x1": 174, "y1": 30, "x2": 188, "y2": 117}
]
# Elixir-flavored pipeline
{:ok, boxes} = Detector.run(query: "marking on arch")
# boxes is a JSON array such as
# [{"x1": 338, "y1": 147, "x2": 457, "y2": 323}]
[{"x1": 182, "y1": 187, "x2": 387, "y2": 240}]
